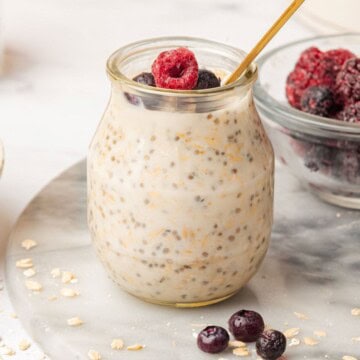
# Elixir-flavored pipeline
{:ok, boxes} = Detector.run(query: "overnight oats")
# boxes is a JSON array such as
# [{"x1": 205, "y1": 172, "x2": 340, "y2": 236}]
[{"x1": 88, "y1": 37, "x2": 274, "y2": 307}]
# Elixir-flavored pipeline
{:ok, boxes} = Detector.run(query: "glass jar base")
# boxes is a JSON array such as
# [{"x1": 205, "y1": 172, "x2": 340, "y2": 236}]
[
  {"x1": 310, "y1": 187, "x2": 360, "y2": 210},
  {"x1": 129, "y1": 290, "x2": 239, "y2": 308}
]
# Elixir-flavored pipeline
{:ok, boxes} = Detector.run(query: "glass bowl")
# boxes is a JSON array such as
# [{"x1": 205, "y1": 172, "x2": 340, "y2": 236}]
[{"x1": 254, "y1": 33, "x2": 360, "y2": 209}]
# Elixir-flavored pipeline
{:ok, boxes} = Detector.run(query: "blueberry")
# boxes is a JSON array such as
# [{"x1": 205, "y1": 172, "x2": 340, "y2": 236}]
[
  {"x1": 228, "y1": 310, "x2": 265, "y2": 342},
  {"x1": 256, "y1": 330, "x2": 286, "y2": 360},
  {"x1": 300, "y1": 86, "x2": 336, "y2": 117},
  {"x1": 197, "y1": 326, "x2": 229, "y2": 354},
  {"x1": 195, "y1": 69, "x2": 221, "y2": 89},
  {"x1": 132, "y1": 72, "x2": 156, "y2": 87},
  {"x1": 124, "y1": 72, "x2": 156, "y2": 106}
]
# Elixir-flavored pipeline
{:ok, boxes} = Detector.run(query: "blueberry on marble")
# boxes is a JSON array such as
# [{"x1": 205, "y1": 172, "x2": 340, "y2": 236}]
[
  {"x1": 197, "y1": 325, "x2": 229, "y2": 353},
  {"x1": 228, "y1": 309, "x2": 264, "y2": 342},
  {"x1": 256, "y1": 329, "x2": 286, "y2": 360}
]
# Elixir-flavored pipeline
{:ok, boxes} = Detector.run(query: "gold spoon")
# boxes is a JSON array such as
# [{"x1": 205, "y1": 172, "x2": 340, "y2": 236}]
[{"x1": 225, "y1": 0, "x2": 305, "y2": 84}]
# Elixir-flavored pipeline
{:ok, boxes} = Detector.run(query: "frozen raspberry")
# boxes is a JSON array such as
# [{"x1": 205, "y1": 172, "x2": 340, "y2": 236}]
[
  {"x1": 195, "y1": 69, "x2": 221, "y2": 89},
  {"x1": 336, "y1": 58, "x2": 360, "y2": 104},
  {"x1": 296, "y1": 47, "x2": 324, "y2": 72},
  {"x1": 324, "y1": 49, "x2": 355, "y2": 72},
  {"x1": 256, "y1": 330, "x2": 286, "y2": 360},
  {"x1": 197, "y1": 326, "x2": 229, "y2": 354},
  {"x1": 300, "y1": 86, "x2": 336, "y2": 117},
  {"x1": 133, "y1": 72, "x2": 156, "y2": 87},
  {"x1": 337, "y1": 102, "x2": 360, "y2": 123},
  {"x1": 151, "y1": 47, "x2": 198, "y2": 90},
  {"x1": 228, "y1": 310, "x2": 265, "y2": 342}
]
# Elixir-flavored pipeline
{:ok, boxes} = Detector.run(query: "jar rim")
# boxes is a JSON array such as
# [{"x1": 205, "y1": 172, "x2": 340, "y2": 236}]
[{"x1": 106, "y1": 36, "x2": 257, "y2": 97}]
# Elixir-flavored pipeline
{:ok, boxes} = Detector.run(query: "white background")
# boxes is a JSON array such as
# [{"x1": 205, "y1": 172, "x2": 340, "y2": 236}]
[{"x1": 0, "y1": 0, "x2": 314, "y2": 358}]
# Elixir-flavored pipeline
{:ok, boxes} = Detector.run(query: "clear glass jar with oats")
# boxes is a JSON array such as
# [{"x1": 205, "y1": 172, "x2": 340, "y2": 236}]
[{"x1": 88, "y1": 37, "x2": 274, "y2": 307}]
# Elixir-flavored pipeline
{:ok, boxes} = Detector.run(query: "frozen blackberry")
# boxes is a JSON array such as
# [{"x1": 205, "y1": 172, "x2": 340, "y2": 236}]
[
  {"x1": 197, "y1": 326, "x2": 229, "y2": 354},
  {"x1": 195, "y1": 69, "x2": 221, "y2": 89},
  {"x1": 133, "y1": 72, "x2": 156, "y2": 87},
  {"x1": 300, "y1": 86, "x2": 336, "y2": 117},
  {"x1": 228, "y1": 310, "x2": 265, "y2": 342},
  {"x1": 336, "y1": 58, "x2": 360, "y2": 104},
  {"x1": 337, "y1": 102, "x2": 360, "y2": 123},
  {"x1": 256, "y1": 330, "x2": 286, "y2": 360}
]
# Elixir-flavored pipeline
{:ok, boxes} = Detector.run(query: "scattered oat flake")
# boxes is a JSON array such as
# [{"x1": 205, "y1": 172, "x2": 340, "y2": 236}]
[
  {"x1": 233, "y1": 347, "x2": 250, "y2": 356},
  {"x1": 61, "y1": 271, "x2": 77, "y2": 284},
  {"x1": 343, "y1": 356, "x2": 358, "y2": 360},
  {"x1": 288, "y1": 338, "x2": 301, "y2": 347},
  {"x1": 352, "y1": 336, "x2": 360, "y2": 342},
  {"x1": 67, "y1": 317, "x2": 83, "y2": 327},
  {"x1": 48, "y1": 295, "x2": 58, "y2": 301},
  {"x1": 127, "y1": 344, "x2": 144, "y2": 351},
  {"x1": 16, "y1": 258, "x2": 33, "y2": 269},
  {"x1": 23, "y1": 268, "x2": 36, "y2": 278},
  {"x1": 284, "y1": 327, "x2": 300, "y2": 338},
  {"x1": 314, "y1": 330, "x2": 327, "y2": 337},
  {"x1": 111, "y1": 338, "x2": 124, "y2": 350},
  {"x1": 1, "y1": 346, "x2": 16, "y2": 355},
  {"x1": 351, "y1": 308, "x2": 360, "y2": 316},
  {"x1": 294, "y1": 312, "x2": 309, "y2": 320},
  {"x1": 228, "y1": 340, "x2": 246, "y2": 348},
  {"x1": 25, "y1": 280, "x2": 43, "y2": 292},
  {"x1": 88, "y1": 349, "x2": 101, "y2": 360},
  {"x1": 51, "y1": 268, "x2": 61, "y2": 278},
  {"x1": 18, "y1": 339, "x2": 31, "y2": 351},
  {"x1": 21, "y1": 239, "x2": 37, "y2": 250},
  {"x1": 60, "y1": 288, "x2": 79, "y2": 297},
  {"x1": 304, "y1": 337, "x2": 319, "y2": 346},
  {"x1": 10, "y1": 313, "x2": 17, "y2": 319}
]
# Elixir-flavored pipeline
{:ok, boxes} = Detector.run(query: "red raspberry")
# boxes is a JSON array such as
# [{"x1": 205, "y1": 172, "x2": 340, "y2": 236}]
[
  {"x1": 335, "y1": 58, "x2": 360, "y2": 105},
  {"x1": 151, "y1": 47, "x2": 198, "y2": 90}
]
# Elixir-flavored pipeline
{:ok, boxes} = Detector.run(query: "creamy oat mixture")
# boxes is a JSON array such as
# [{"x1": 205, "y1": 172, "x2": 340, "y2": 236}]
[{"x1": 88, "y1": 84, "x2": 274, "y2": 305}]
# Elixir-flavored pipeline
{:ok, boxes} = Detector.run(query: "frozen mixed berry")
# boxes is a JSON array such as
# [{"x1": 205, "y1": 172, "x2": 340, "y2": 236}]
[
  {"x1": 286, "y1": 47, "x2": 353, "y2": 109},
  {"x1": 332, "y1": 149, "x2": 360, "y2": 184},
  {"x1": 228, "y1": 310, "x2": 265, "y2": 342},
  {"x1": 151, "y1": 47, "x2": 198, "y2": 90},
  {"x1": 336, "y1": 58, "x2": 360, "y2": 104},
  {"x1": 197, "y1": 326, "x2": 229, "y2": 354},
  {"x1": 132, "y1": 72, "x2": 156, "y2": 87},
  {"x1": 286, "y1": 47, "x2": 335, "y2": 109},
  {"x1": 337, "y1": 102, "x2": 360, "y2": 123},
  {"x1": 300, "y1": 86, "x2": 336, "y2": 117},
  {"x1": 304, "y1": 144, "x2": 335, "y2": 172},
  {"x1": 195, "y1": 69, "x2": 221, "y2": 89},
  {"x1": 256, "y1": 330, "x2": 286, "y2": 360}
]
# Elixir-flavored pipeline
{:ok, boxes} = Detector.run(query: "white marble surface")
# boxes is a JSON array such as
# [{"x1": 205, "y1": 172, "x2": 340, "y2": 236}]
[
  {"x1": 0, "y1": 0, "x2": 319, "y2": 358},
  {"x1": 4, "y1": 160, "x2": 360, "y2": 360}
]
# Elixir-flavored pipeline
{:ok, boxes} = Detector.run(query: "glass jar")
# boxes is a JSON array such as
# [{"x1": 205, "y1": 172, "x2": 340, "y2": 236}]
[{"x1": 88, "y1": 37, "x2": 274, "y2": 307}]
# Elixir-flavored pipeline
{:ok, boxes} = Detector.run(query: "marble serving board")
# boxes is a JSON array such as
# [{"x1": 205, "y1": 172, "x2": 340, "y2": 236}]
[{"x1": 5, "y1": 160, "x2": 360, "y2": 360}]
